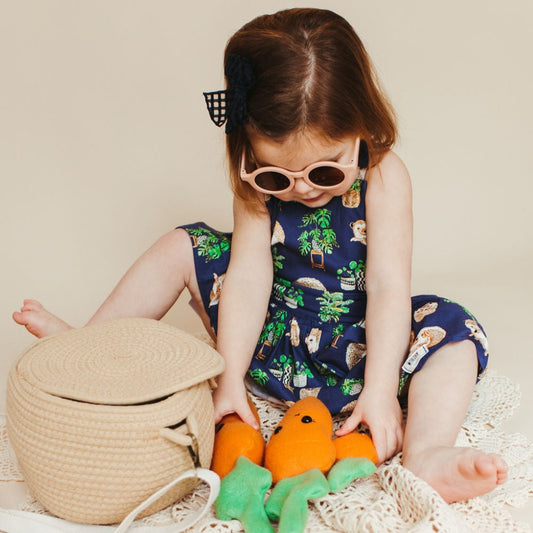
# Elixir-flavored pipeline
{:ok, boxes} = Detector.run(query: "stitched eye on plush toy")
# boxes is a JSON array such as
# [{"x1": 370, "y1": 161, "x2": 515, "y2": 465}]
[
  {"x1": 274, "y1": 426, "x2": 283, "y2": 434},
  {"x1": 301, "y1": 416, "x2": 313, "y2": 423}
]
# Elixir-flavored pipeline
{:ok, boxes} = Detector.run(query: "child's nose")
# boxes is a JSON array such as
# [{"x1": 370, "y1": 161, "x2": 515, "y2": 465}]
[{"x1": 293, "y1": 175, "x2": 314, "y2": 194}]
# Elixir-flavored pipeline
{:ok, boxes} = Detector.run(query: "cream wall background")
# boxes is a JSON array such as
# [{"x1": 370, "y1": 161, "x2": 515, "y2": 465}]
[{"x1": 1, "y1": 0, "x2": 532, "y2": 522}]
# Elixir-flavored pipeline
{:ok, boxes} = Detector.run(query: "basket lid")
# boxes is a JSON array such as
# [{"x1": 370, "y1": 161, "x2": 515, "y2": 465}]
[{"x1": 15, "y1": 318, "x2": 224, "y2": 405}]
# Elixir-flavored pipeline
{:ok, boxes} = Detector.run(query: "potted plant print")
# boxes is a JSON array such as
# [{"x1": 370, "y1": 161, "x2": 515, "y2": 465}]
[
  {"x1": 316, "y1": 291, "x2": 355, "y2": 323},
  {"x1": 317, "y1": 363, "x2": 339, "y2": 386},
  {"x1": 330, "y1": 324, "x2": 345, "y2": 348},
  {"x1": 293, "y1": 361, "x2": 314, "y2": 388},
  {"x1": 272, "y1": 246, "x2": 285, "y2": 274},
  {"x1": 270, "y1": 354, "x2": 296, "y2": 391},
  {"x1": 187, "y1": 227, "x2": 230, "y2": 263},
  {"x1": 337, "y1": 260, "x2": 366, "y2": 291},
  {"x1": 257, "y1": 309, "x2": 288, "y2": 360},
  {"x1": 340, "y1": 377, "x2": 364, "y2": 397},
  {"x1": 248, "y1": 368, "x2": 270, "y2": 387},
  {"x1": 273, "y1": 278, "x2": 304, "y2": 309},
  {"x1": 297, "y1": 209, "x2": 339, "y2": 270}
]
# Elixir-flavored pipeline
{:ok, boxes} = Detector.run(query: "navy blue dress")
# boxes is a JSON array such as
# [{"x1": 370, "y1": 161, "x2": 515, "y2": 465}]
[{"x1": 180, "y1": 170, "x2": 488, "y2": 415}]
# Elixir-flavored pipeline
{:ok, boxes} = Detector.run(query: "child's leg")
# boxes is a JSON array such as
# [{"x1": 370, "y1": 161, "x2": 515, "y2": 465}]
[
  {"x1": 13, "y1": 229, "x2": 210, "y2": 338},
  {"x1": 402, "y1": 340, "x2": 508, "y2": 503}
]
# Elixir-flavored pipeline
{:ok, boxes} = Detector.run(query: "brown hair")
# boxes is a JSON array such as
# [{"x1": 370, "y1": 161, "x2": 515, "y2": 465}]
[{"x1": 224, "y1": 8, "x2": 397, "y2": 210}]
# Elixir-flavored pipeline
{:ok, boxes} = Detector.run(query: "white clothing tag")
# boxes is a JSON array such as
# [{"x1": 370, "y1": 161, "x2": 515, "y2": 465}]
[{"x1": 402, "y1": 345, "x2": 429, "y2": 374}]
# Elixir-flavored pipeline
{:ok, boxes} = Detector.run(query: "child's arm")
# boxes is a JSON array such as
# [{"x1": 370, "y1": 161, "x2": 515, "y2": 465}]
[
  {"x1": 213, "y1": 195, "x2": 273, "y2": 428},
  {"x1": 336, "y1": 151, "x2": 413, "y2": 463}
]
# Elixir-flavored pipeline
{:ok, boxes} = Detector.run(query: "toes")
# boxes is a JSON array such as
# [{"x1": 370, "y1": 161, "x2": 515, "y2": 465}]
[
  {"x1": 492, "y1": 454, "x2": 508, "y2": 473},
  {"x1": 24, "y1": 322, "x2": 41, "y2": 337},
  {"x1": 406, "y1": 448, "x2": 507, "y2": 502},
  {"x1": 473, "y1": 453, "x2": 498, "y2": 477},
  {"x1": 458, "y1": 450, "x2": 505, "y2": 483},
  {"x1": 22, "y1": 299, "x2": 43, "y2": 312},
  {"x1": 13, "y1": 300, "x2": 45, "y2": 324},
  {"x1": 471, "y1": 453, "x2": 509, "y2": 487},
  {"x1": 12, "y1": 310, "x2": 29, "y2": 325},
  {"x1": 491, "y1": 454, "x2": 509, "y2": 484},
  {"x1": 496, "y1": 471, "x2": 508, "y2": 485},
  {"x1": 13, "y1": 304, "x2": 48, "y2": 337}
]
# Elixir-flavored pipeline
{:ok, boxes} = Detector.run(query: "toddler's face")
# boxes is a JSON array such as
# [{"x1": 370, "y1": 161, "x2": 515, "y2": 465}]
[{"x1": 248, "y1": 130, "x2": 359, "y2": 207}]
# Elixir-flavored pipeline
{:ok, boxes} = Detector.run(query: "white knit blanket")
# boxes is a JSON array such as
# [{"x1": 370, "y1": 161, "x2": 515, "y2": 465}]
[{"x1": 1, "y1": 370, "x2": 532, "y2": 532}]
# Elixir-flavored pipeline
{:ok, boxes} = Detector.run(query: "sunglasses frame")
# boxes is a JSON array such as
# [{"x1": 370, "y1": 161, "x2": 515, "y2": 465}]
[{"x1": 240, "y1": 137, "x2": 361, "y2": 194}]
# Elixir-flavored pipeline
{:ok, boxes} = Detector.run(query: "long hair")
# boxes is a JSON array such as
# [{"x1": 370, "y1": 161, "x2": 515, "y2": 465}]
[{"x1": 224, "y1": 8, "x2": 397, "y2": 210}]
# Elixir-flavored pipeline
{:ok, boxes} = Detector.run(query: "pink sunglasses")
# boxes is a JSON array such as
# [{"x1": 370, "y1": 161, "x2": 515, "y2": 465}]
[{"x1": 240, "y1": 138, "x2": 361, "y2": 194}]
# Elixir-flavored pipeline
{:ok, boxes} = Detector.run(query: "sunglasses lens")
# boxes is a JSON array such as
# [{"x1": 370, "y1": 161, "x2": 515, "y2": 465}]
[
  {"x1": 308, "y1": 166, "x2": 345, "y2": 187},
  {"x1": 255, "y1": 171, "x2": 291, "y2": 192}
]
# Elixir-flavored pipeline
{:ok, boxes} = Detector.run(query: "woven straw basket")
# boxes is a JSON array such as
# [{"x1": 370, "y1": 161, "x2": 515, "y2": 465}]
[{"x1": 6, "y1": 318, "x2": 224, "y2": 525}]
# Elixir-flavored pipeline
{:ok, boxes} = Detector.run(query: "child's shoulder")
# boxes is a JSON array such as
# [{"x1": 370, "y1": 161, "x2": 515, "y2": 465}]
[
  {"x1": 367, "y1": 150, "x2": 409, "y2": 179},
  {"x1": 366, "y1": 150, "x2": 411, "y2": 188},
  {"x1": 365, "y1": 150, "x2": 412, "y2": 207}
]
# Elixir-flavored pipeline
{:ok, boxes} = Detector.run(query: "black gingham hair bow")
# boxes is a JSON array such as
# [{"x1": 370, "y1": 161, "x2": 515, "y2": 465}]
[{"x1": 203, "y1": 54, "x2": 255, "y2": 134}]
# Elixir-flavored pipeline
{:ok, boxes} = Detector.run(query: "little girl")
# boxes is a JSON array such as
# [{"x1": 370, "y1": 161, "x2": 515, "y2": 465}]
[{"x1": 14, "y1": 8, "x2": 507, "y2": 503}]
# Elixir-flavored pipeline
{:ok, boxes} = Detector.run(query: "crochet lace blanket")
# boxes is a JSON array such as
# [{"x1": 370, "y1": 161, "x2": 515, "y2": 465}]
[{"x1": 1, "y1": 370, "x2": 532, "y2": 532}]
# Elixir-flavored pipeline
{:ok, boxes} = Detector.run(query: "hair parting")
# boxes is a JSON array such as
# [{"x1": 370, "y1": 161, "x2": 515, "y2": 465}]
[{"x1": 220, "y1": 8, "x2": 397, "y2": 212}]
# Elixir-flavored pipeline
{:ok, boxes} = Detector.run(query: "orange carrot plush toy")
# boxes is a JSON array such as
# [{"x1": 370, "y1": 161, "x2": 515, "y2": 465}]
[
  {"x1": 214, "y1": 397, "x2": 378, "y2": 533},
  {"x1": 211, "y1": 398, "x2": 265, "y2": 478}
]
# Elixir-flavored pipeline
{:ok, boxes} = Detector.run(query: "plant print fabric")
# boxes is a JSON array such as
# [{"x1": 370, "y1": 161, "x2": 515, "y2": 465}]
[{"x1": 179, "y1": 174, "x2": 489, "y2": 415}]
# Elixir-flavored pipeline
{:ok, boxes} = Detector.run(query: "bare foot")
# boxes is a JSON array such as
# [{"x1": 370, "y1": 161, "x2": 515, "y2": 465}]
[
  {"x1": 403, "y1": 446, "x2": 508, "y2": 503},
  {"x1": 13, "y1": 299, "x2": 73, "y2": 338}
]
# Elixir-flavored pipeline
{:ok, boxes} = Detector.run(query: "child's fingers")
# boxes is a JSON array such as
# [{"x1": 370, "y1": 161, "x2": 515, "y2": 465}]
[
  {"x1": 368, "y1": 424, "x2": 394, "y2": 464},
  {"x1": 395, "y1": 426, "x2": 404, "y2": 455},
  {"x1": 376, "y1": 425, "x2": 403, "y2": 463},
  {"x1": 238, "y1": 405, "x2": 260, "y2": 430},
  {"x1": 335, "y1": 411, "x2": 362, "y2": 436},
  {"x1": 385, "y1": 429, "x2": 399, "y2": 461},
  {"x1": 369, "y1": 427, "x2": 387, "y2": 463},
  {"x1": 213, "y1": 410, "x2": 225, "y2": 424},
  {"x1": 213, "y1": 400, "x2": 235, "y2": 424}
]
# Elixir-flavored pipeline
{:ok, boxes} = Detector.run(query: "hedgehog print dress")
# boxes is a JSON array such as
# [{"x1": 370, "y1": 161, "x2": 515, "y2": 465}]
[{"x1": 180, "y1": 171, "x2": 489, "y2": 415}]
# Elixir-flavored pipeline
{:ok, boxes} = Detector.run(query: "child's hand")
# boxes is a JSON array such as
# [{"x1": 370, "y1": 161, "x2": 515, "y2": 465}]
[
  {"x1": 335, "y1": 387, "x2": 404, "y2": 464},
  {"x1": 213, "y1": 374, "x2": 260, "y2": 430}
]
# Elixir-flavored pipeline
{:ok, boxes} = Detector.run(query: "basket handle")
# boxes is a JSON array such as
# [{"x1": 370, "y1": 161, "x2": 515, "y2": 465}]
[
  {"x1": 0, "y1": 415, "x2": 219, "y2": 532},
  {"x1": 115, "y1": 467, "x2": 220, "y2": 532},
  {"x1": 0, "y1": 468, "x2": 220, "y2": 533},
  {"x1": 115, "y1": 414, "x2": 218, "y2": 530},
  {"x1": 159, "y1": 414, "x2": 201, "y2": 466}
]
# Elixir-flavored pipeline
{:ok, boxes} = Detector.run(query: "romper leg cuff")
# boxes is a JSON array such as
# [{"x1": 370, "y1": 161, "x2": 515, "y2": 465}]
[
  {"x1": 398, "y1": 295, "x2": 489, "y2": 396},
  {"x1": 176, "y1": 222, "x2": 232, "y2": 335}
]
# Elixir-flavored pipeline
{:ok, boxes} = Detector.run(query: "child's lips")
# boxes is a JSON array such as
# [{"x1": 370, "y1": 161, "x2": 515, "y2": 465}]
[{"x1": 305, "y1": 193, "x2": 325, "y2": 203}]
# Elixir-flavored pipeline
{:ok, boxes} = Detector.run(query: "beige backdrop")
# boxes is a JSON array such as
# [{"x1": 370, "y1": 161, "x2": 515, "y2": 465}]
[{"x1": 1, "y1": 0, "x2": 532, "y2": 521}]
